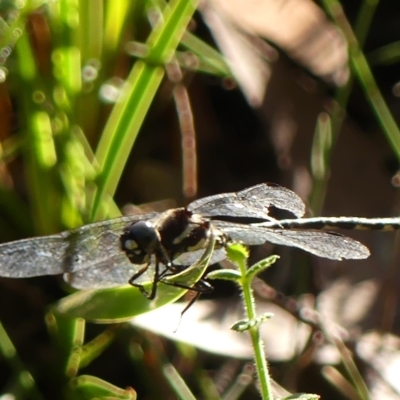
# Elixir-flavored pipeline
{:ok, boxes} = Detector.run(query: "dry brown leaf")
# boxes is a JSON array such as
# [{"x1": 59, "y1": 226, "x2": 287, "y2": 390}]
[
  {"x1": 201, "y1": 0, "x2": 349, "y2": 105},
  {"x1": 357, "y1": 332, "x2": 400, "y2": 399}
]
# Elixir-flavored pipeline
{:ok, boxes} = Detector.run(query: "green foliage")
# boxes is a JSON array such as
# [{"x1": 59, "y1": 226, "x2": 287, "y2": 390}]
[{"x1": 69, "y1": 375, "x2": 136, "y2": 400}]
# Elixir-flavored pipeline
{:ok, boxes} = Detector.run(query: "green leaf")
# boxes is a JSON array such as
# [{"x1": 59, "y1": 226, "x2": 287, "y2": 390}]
[
  {"x1": 246, "y1": 255, "x2": 280, "y2": 281},
  {"x1": 45, "y1": 313, "x2": 85, "y2": 377},
  {"x1": 282, "y1": 394, "x2": 320, "y2": 400},
  {"x1": 226, "y1": 242, "x2": 249, "y2": 265},
  {"x1": 69, "y1": 375, "x2": 136, "y2": 400},
  {"x1": 79, "y1": 329, "x2": 118, "y2": 369},
  {"x1": 231, "y1": 313, "x2": 274, "y2": 332},
  {"x1": 180, "y1": 31, "x2": 232, "y2": 77},
  {"x1": 206, "y1": 268, "x2": 241, "y2": 282}
]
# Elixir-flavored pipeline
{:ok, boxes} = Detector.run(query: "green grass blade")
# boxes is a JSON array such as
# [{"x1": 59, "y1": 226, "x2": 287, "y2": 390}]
[
  {"x1": 322, "y1": 0, "x2": 400, "y2": 161},
  {"x1": 91, "y1": 0, "x2": 199, "y2": 220}
]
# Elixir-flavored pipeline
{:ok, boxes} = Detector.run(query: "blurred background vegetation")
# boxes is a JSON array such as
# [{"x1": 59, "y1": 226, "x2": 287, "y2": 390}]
[{"x1": 1, "y1": 0, "x2": 400, "y2": 399}]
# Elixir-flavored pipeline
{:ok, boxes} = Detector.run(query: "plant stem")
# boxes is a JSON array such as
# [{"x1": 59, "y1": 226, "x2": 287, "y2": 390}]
[{"x1": 237, "y1": 257, "x2": 273, "y2": 400}]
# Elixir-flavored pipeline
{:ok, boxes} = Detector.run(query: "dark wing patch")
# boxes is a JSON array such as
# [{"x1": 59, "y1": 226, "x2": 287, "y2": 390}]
[{"x1": 187, "y1": 183, "x2": 305, "y2": 220}]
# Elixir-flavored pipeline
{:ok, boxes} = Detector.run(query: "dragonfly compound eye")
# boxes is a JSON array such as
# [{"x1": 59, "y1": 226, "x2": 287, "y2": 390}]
[{"x1": 120, "y1": 220, "x2": 161, "y2": 257}]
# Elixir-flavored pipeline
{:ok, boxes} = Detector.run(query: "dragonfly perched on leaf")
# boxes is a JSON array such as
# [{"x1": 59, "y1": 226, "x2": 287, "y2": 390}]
[{"x1": 0, "y1": 183, "x2": 399, "y2": 300}]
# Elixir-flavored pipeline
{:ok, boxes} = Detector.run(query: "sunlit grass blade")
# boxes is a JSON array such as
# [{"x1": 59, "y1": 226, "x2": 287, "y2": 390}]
[
  {"x1": 0, "y1": 321, "x2": 44, "y2": 399},
  {"x1": 69, "y1": 375, "x2": 136, "y2": 400},
  {"x1": 322, "y1": 0, "x2": 400, "y2": 161},
  {"x1": 180, "y1": 31, "x2": 232, "y2": 77},
  {"x1": 91, "y1": 0, "x2": 200, "y2": 220}
]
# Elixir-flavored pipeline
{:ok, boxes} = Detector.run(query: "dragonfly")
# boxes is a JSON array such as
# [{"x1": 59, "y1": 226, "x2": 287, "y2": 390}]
[{"x1": 0, "y1": 183, "x2": 399, "y2": 300}]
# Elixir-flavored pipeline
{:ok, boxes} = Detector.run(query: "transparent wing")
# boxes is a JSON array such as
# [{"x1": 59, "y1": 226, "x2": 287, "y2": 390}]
[
  {"x1": 0, "y1": 213, "x2": 160, "y2": 278},
  {"x1": 68, "y1": 248, "x2": 229, "y2": 289},
  {"x1": 213, "y1": 221, "x2": 370, "y2": 260},
  {"x1": 174, "y1": 248, "x2": 228, "y2": 266},
  {"x1": 64, "y1": 254, "x2": 158, "y2": 289},
  {"x1": 187, "y1": 183, "x2": 305, "y2": 219}
]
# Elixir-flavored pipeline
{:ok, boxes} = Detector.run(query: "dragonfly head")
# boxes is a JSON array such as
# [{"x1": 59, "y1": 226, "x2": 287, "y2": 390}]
[{"x1": 120, "y1": 221, "x2": 161, "y2": 262}]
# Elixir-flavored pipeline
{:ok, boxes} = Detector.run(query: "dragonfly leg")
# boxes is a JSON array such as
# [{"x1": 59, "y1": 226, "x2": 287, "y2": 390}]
[
  {"x1": 169, "y1": 279, "x2": 214, "y2": 331},
  {"x1": 161, "y1": 278, "x2": 214, "y2": 315},
  {"x1": 128, "y1": 263, "x2": 154, "y2": 299},
  {"x1": 129, "y1": 254, "x2": 181, "y2": 300}
]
